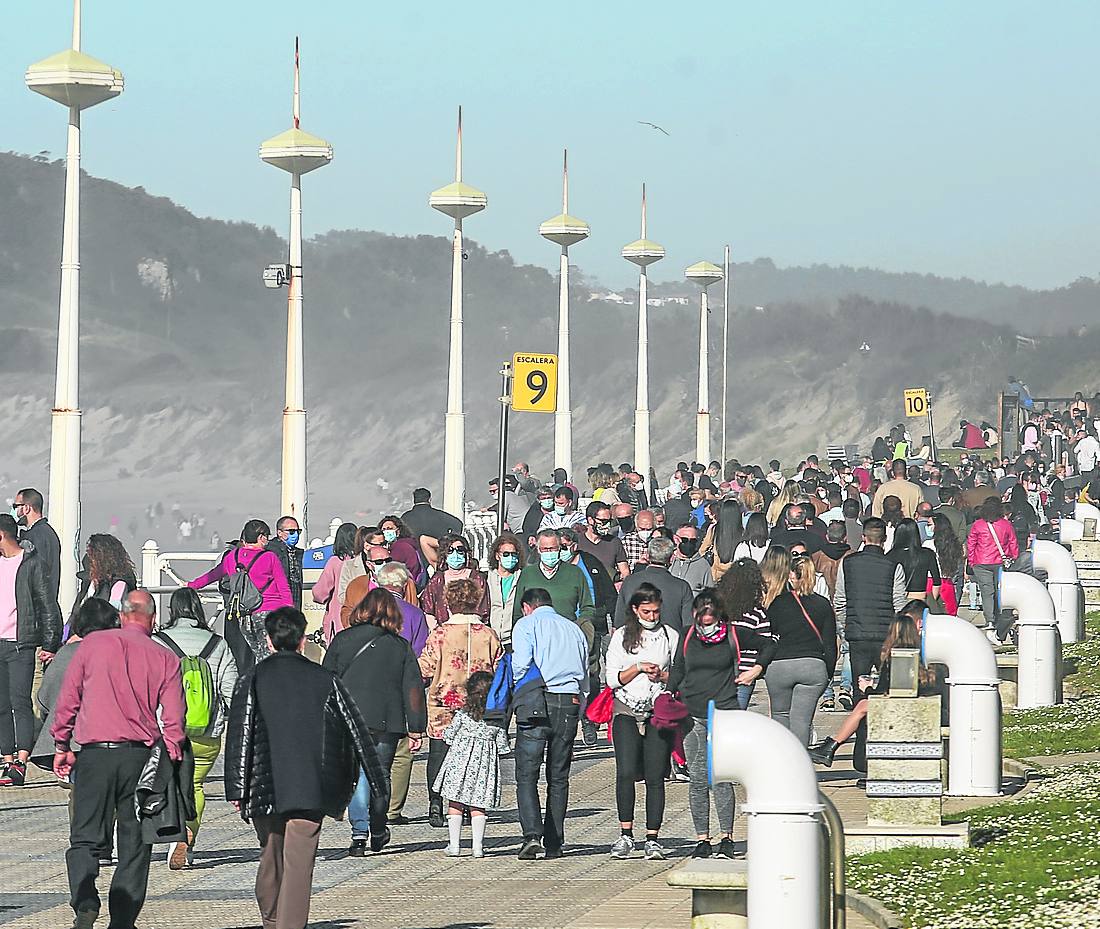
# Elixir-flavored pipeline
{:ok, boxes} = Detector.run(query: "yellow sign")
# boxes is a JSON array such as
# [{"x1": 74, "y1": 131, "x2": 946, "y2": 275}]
[
  {"x1": 512, "y1": 353, "x2": 558, "y2": 413},
  {"x1": 904, "y1": 388, "x2": 929, "y2": 418}
]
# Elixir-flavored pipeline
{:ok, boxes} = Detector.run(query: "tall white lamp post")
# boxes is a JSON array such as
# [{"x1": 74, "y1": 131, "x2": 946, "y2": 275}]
[
  {"x1": 685, "y1": 261, "x2": 724, "y2": 466},
  {"x1": 430, "y1": 107, "x2": 487, "y2": 519},
  {"x1": 26, "y1": 0, "x2": 123, "y2": 614},
  {"x1": 622, "y1": 184, "x2": 664, "y2": 487},
  {"x1": 540, "y1": 151, "x2": 589, "y2": 479},
  {"x1": 721, "y1": 244, "x2": 731, "y2": 468},
  {"x1": 260, "y1": 39, "x2": 332, "y2": 532}
]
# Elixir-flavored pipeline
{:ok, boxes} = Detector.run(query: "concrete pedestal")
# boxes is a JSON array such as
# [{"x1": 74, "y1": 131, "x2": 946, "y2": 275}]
[
  {"x1": 667, "y1": 859, "x2": 748, "y2": 929},
  {"x1": 1070, "y1": 539, "x2": 1100, "y2": 607}
]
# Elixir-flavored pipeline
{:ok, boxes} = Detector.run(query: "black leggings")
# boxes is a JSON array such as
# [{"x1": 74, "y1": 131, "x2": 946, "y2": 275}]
[
  {"x1": 427, "y1": 737, "x2": 449, "y2": 804},
  {"x1": 612, "y1": 714, "x2": 672, "y2": 833}
]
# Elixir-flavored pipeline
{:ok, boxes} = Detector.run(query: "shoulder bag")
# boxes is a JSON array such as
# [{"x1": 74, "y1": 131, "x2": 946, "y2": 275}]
[{"x1": 986, "y1": 521, "x2": 1015, "y2": 570}]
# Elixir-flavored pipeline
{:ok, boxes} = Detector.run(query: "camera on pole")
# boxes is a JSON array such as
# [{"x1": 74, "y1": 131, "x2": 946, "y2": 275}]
[{"x1": 262, "y1": 263, "x2": 291, "y2": 289}]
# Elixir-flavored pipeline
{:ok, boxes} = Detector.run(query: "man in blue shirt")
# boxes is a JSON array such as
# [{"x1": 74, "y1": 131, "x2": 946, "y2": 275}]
[{"x1": 511, "y1": 587, "x2": 589, "y2": 861}]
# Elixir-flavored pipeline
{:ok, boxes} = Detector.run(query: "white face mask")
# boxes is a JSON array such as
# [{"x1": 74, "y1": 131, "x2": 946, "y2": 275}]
[{"x1": 638, "y1": 617, "x2": 661, "y2": 630}]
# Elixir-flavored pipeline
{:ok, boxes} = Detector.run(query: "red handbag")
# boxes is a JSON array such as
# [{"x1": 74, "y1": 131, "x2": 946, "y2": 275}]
[{"x1": 585, "y1": 686, "x2": 614, "y2": 724}]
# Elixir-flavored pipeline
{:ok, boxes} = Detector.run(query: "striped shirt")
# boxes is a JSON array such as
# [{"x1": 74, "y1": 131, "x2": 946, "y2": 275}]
[{"x1": 732, "y1": 605, "x2": 771, "y2": 672}]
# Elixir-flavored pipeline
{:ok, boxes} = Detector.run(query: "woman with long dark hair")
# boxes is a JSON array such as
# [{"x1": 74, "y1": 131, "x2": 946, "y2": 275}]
[
  {"x1": 733, "y1": 512, "x2": 770, "y2": 563},
  {"x1": 887, "y1": 519, "x2": 941, "y2": 602},
  {"x1": 715, "y1": 558, "x2": 771, "y2": 709},
  {"x1": 70, "y1": 534, "x2": 138, "y2": 620},
  {"x1": 604, "y1": 583, "x2": 678, "y2": 861},
  {"x1": 154, "y1": 588, "x2": 238, "y2": 868},
  {"x1": 702, "y1": 500, "x2": 744, "y2": 583},
  {"x1": 928, "y1": 514, "x2": 963, "y2": 614},
  {"x1": 311, "y1": 522, "x2": 358, "y2": 644},
  {"x1": 1007, "y1": 482, "x2": 1039, "y2": 551},
  {"x1": 323, "y1": 587, "x2": 428, "y2": 855}
]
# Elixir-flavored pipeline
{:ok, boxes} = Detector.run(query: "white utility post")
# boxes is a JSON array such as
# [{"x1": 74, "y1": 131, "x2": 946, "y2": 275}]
[
  {"x1": 721, "y1": 244, "x2": 730, "y2": 468},
  {"x1": 260, "y1": 39, "x2": 332, "y2": 535},
  {"x1": 540, "y1": 151, "x2": 589, "y2": 480},
  {"x1": 622, "y1": 184, "x2": 664, "y2": 486},
  {"x1": 685, "y1": 261, "x2": 724, "y2": 466},
  {"x1": 26, "y1": 0, "x2": 124, "y2": 615},
  {"x1": 431, "y1": 107, "x2": 487, "y2": 518}
]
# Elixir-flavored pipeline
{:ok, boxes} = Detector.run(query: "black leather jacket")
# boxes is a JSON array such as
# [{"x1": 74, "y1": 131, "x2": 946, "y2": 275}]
[
  {"x1": 266, "y1": 539, "x2": 303, "y2": 609},
  {"x1": 10, "y1": 541, "x2": 62, "y2": 652},
  {"x1": 136, "y1": 739, "x2": 196, "y2": 844},
  {"x1": 224, "y1": 654, "x2": 389, "y2": 821}
]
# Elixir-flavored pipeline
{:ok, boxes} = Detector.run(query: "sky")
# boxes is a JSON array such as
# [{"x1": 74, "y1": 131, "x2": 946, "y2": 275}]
[{"x1": 5, "y1": 1, "x2": 1099, "y2": 291}]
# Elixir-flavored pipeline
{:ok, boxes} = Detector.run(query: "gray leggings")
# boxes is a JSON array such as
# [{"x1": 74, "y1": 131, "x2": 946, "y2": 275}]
[
  {"x1": 972, "y1": 563, "x2": 999, "y2": 627},
  {"x1": 683, "y1": 717, "x2": 735, "y2": 838},
  {"x1": 766, "y1": 658, "x2": 829, "y2": 747}
]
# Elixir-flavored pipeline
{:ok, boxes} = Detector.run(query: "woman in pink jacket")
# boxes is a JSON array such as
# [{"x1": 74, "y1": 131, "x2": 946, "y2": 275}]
[
  {"x1": 311, "y1": 522, "x2": 358, "y2": 645},
  {"x1": 965, "y1": 498, "x2": 1019, "y2": 640},
  {"x1": 188, "y1": 519, "x2": 292, "y2": 670}
]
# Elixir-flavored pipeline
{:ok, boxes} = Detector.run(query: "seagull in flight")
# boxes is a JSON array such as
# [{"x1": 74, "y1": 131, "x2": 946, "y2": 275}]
[{"x1": 638, "y1": 120, "x2": 670, "y2": 136}]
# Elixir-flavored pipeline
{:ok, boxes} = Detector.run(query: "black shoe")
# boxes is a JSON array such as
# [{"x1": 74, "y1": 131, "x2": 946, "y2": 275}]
[
  {"x1": 370, "y1": 828, "x2": 391, "y2": 853},
  {"x1": 0, "y1": 761, "x2": 26, "y2": 787},
  {"x1": 715, "y1": 838, "x2": 737, "y2": 859},
  {"x1": 856, "y1": 777, "x2": 867, "y2": 789},
  {"x1": 517, "y1": 837, "x2": 543, "y2": 860},
  {"x1": 348, "y1": 839, "x2": 368, "y2": 857},
  {"x1": 387, "y1": 814, "x2": 410, "y2": 826},
  {"x1": 543, "y1": 847, "x2": 563, "y2": 860},
  {"x1": 691, "y1": 840, "x2": 713, "y2": 859},
  {"x1": 581, "y1": 719, "x2": 599, "y2": 747},
  {"x1": 808, "y1": 737, "x2": 839, "y2": 767},
  {"x1": 837, "y1": 691, "x2": 854, "y2": 711},
  {"x1": 428, "y1": 799, "x2": 445, "y2": 829},
  {"x1": 72, "y1": 909, "x2": 98, "y2": 929},
  {"x1": 462, "y1": 808, "x2": 471, "y2": 826}
]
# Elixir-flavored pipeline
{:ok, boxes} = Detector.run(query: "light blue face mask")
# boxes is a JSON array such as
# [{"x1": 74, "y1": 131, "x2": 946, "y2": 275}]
[
  {"x1": 446, "y1": 551, "x2": 467, "y2": 570},
  {"x1": 540, "y1": 550, "x2": 560, "y2": 569},
  {"x1": 499, "y1": 553, "x2": 520, "y2": 571},
  {"x1": 540, "y1": 498, "x2": 554, "y2": 511},
  {"x1": 285, "y1": 530, "x2": 300, "y2": 547},
  {"x1": 554, "y1": 504, "x2": 567, "y2": 516},
  {"x1": 383, "y1": 529, "x2": 398, "y2": 544},
  {"x1": 559, "y1": 548, "x2": 574, "y2": 563}
]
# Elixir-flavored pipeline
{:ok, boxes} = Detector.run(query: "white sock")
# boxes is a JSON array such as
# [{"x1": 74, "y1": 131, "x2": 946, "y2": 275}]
[
  {"x1": 471, "y1": 814, "x2": 487, "y2": 855},
  {"x1": 447, "y1": 814, "x2": 462, "y2": 854}
]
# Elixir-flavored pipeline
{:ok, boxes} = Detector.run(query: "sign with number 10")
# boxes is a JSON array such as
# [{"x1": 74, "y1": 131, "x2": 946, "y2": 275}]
[{"x1": 512, "y1": 353, "x2": 558, "y2": 413}]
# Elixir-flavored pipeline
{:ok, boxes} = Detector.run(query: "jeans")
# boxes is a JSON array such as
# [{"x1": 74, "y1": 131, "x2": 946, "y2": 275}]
[
  {"x1": 611, "y1": 714, "x2": 672, "y2": 832},
  {"x1": 0, "y1": 640, "x2": 36, "y2": 755},
  {"x1": 67, "y1": 744, "x2": 152, "y2": 927},
  {"x1": 683, "y1": 716, "x2": 734, "y2": 838},
  {"x1": 736, "y1": 682, "x2": 756, "y2": 710},
  {"x1": 348, "y1": 732, "x2": 398, "y2": 839},
  {"x1": 514, "y1": 692, "x2": 580, "y2": 852},
  {"x1": 972, "y1": 564, "x2": 1000, "y2": 628},
  {"x1": 765, "y1": 657, "x2": 829, "y2": 746}
]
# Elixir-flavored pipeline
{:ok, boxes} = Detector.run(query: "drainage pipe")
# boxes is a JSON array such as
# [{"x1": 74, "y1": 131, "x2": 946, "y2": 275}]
[
  {"x1": 709, "y1": 702, "x2": 823, "y2": 929},
  {"x1": 819, "y1": 792, "x2": 846, "y2": 929},
  {"x1": 1031, "y1": 539, "x2": 1084, "y2": 644},
  {"x1": 1000, "y1": 570, "x2": 1061, "y2": 708},
  {"x1": 921, "y1": 613, "x2": 1002, "y2": 796}
]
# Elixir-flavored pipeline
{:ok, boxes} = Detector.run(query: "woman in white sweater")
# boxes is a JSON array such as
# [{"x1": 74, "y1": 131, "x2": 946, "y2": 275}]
[{"x1": 604, "y1": 582, "x2": 680, "y2": 861}]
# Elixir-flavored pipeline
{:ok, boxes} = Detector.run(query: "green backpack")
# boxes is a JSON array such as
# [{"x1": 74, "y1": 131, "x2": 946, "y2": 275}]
[{"x1": 157, "y1": 632, "x2": 220, "y2": 738}]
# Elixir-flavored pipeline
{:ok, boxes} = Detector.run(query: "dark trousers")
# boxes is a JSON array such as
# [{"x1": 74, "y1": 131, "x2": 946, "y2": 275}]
[
  {"x1": 254, "y1": 813, "x2": 322, "y2": 929},
  {"x1": 514, "y1": 692, "x2": 580, "y2": 852},
  {"x1": 611, "y1": 714, "x2": 672, "y2": 832},
  {"x1": 588, "y1": 630, "x2": 605, "y2": 702},
  {"x1": 67, "y1": 744, "x2": 152, "y2": 928},
  {"x1": 849, "y1": 638, "x2": 883, "y2": 772},
  {"x1": 426, "y1": 737, "x2": 449, "y2": 806},
  {"x1": 0, "y1": 641, "x2": 36, "y2": 755},
  {"x1": 224, "y1": 618, "x2": 255, "y2": 675}
]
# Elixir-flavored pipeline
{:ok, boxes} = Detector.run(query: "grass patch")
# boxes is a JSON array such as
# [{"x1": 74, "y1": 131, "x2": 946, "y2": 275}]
[
  {"x1": 848, "y1": 762, "x2": 1100, "y2": 928},
  {"x1": 1002, "y1": 613, "x2": 1100, "y2": 758}
]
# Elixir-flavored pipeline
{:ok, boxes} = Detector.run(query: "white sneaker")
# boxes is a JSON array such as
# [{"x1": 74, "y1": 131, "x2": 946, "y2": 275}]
[
  {"x1": 644, "y1": 840, "x2": 666, "y2": 860},
  {"x1": 984, "y1": 627, "x2": 1002, "y2": 645},
  {"x1": 610, "y1": 835, "x2": 636, "y2": 858}
]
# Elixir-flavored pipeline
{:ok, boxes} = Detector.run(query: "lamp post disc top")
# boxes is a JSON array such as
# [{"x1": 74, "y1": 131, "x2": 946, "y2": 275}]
[
  {"x1": 26, "y1": 48, "x2": 123, "y2": 109},
  {"x1": 539, "y1": 212, "x2": 590, "y2": 247},
  {"x1": 429, "y1": 181, "x2": 487, "y2": 219},
  {"x1": 622, "y1": 237, "x2": 665, "y2": 266},
  {"x1": 685, "y1": 260, "x2": 723, "y2": 287},
  {"x1": 260, "y1": 127, "x2": 334, "y2": 174}
]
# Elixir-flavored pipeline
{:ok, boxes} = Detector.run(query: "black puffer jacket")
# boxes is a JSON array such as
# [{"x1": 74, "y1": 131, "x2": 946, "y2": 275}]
[
  {"x1": 224, "y1": 651, "x2": 389, "y2": 821},
  {"x1": 11, "y1": 541, "x2": 62, "y2": 653}
]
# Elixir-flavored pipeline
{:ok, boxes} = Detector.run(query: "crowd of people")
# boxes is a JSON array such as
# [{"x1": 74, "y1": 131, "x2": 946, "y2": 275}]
[{"x1": 1, "y1": 389, "x2": 1094, "y2": 929}]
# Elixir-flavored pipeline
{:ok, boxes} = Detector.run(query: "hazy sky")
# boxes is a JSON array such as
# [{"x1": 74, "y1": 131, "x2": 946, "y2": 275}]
[{"x1": 6, "y1": 1, "x2": 1098, "y2": 290}]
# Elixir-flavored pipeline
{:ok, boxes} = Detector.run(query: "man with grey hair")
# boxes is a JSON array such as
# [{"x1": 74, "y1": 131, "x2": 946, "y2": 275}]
[
  {"x1": 511, "y1": 529, "x2": 596, "y2": 648},
  {"x1": 613, "y1": 536, "x2": 693, "y2": 632},
  {"x1": 52, "y1": 587, "x2": 185, "y2": 929}
]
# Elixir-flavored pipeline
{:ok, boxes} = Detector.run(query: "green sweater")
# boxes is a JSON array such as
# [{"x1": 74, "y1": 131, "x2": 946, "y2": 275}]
[{"x1": 512, "y1": 562, "x2": 596, "y2": 646}]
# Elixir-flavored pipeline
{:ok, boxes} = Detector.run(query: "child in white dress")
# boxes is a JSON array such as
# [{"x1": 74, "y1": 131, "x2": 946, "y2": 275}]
[{"x1": 433, "y1": 670, "x2": 509, "y2": 857}]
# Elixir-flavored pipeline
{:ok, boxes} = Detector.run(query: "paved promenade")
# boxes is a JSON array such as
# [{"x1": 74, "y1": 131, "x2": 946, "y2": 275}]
[{"x1": 0, "y1": 704, "x2": 874, "y2": 929}]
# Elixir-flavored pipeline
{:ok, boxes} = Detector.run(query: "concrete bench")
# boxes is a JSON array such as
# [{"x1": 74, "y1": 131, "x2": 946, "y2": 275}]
[{"x1": 666, "y1": 858, "x2": 748, "y2": 929}]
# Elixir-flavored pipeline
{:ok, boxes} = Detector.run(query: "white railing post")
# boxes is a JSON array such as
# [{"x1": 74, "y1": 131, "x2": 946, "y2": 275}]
[
  {"x1": 328, "y1": 515, "x2": 342, "y2": 544},
  {"x1": 141, "y1": 538, "x2": 161, "y2": 616}
]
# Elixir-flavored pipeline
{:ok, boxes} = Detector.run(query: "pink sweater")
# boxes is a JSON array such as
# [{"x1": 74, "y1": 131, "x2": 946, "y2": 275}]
[
  {"x1": 189, "y1": 547, "x2": 293, "y2": 613},
  {"x1": 311, "y1": 554, "x2": 347, "y2": 644},
  {"x1": 966, "y1": 518, "x2": 1019, "y2": 567}
]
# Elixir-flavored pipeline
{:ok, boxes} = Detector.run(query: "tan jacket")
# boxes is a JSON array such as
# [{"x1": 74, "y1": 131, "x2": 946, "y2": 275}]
[{"x1": 871, "y1": 479, "x2": 924, "y2": 519}]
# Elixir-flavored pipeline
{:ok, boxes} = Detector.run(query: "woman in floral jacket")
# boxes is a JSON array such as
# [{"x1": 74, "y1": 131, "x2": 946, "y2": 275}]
[{"x1": 417, "y1": 578, "x2": 502, "y2": 827}]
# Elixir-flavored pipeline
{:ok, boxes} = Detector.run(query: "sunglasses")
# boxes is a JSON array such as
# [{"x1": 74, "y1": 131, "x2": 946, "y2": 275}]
[
  {"x1": 370, "y1": 559, "x2": 389, "y2": 566},
  {"x1": 447, "y1": 547, "x2": 467, "y2": 556}
]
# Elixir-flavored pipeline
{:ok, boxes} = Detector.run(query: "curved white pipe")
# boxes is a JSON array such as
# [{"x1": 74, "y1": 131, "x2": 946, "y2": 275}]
[
  {"x1": 921, "y1": 613, "x2": 1001, "y2": 796},
  {"x1": 709, "y1": 703, "x2": 822, "y2": 929},
  {"x1": 1032, "y1": 539, "x2": 1084, "y2": 643},
  {"x1": 1000, "y1": 571, "x2": 1061, "y2": 708}
]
